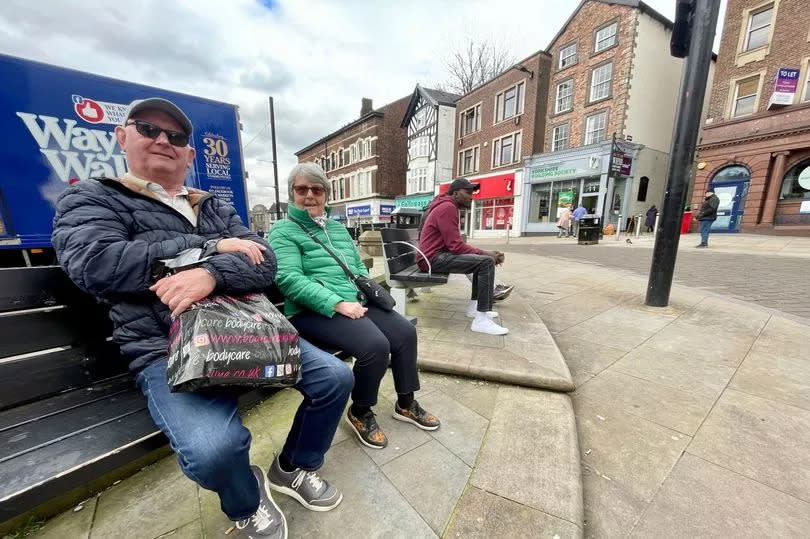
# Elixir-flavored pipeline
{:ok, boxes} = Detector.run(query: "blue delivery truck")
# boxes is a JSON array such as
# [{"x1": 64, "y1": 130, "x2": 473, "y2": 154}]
[{"x1": 0, "y1": 54, "x2": 250, "y2": 268}]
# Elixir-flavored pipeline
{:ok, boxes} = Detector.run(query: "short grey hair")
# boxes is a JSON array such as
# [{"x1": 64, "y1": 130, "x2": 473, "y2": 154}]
[{"x1": 288, "y1": 162, "x2": 329, "y2": 201}]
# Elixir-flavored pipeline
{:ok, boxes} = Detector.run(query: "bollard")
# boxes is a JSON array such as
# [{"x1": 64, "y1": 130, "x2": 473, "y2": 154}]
[
  {"x1": 506, "y1": 219, "x2": 511, "y2": 245},
  {"x1": 636, "y1": 214, "x2": 642, "y2": 238},
  {"x1": 653, "y1": 213, "x2": 660, "y2": 236},
  {"x1": 615, "y1": 214, "x2": 622, "y2": 241}
]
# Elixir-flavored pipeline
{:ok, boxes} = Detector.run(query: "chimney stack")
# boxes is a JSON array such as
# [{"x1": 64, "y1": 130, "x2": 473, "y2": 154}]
[{"x1": 360, "y1": 98, "x2": 373, "y2": 116}]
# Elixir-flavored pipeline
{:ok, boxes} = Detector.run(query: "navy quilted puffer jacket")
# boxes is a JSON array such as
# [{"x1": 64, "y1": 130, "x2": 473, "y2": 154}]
[{"x1": 52, "y1": 177, "x2": 277, "y2": 372}]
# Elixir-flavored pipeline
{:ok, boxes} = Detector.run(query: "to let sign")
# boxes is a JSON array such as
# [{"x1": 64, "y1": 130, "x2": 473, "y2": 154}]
[{"x1": 768, "y1": 68, "x2": 800, "y2": 108}]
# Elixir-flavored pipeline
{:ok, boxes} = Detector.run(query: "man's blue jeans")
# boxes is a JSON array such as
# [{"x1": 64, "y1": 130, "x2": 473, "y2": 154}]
[
  {"x1": 699, "y1": 219, "x2": 713, "y2": 245},
  {"x1": 135, "y1": 338, "x2": 353, "y2": 521}
]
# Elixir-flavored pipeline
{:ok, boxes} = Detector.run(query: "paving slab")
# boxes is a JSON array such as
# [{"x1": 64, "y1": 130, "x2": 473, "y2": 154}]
[
  {"x1": 730, "y1": 349, "x2": 810, "y2": 411},
  {"x1": 469, "y1": 344, "x2": 574, "y2": 391},
  {"x1": 381, "y1": 439, "x2": 471, "y2": 534},
  {"x1": 573, "y1": 400, "x2": 690, "y2": 504},
  {"x1": 574, "y1": 370, "x2": 716, "y2": 435},
  {"x1": 197, "y1": 484, "x2": 233, "y2": 538},
  {"x1": 91, "y1": 457, "x2": 200, "y2": 539},
  {"x1": 417, "y1": 391, "x2": 489, "y2": 467},
  {"x1": 415, "y1": 372, "x2": 499, "y2": 420},
  {"x1": 445, "y1": 486, "x2": 583, "y2": 539},
  {"x1": 687, "y1": 389, "x2": 810, "y2": 502},
  {"x1": 273, "y1": 439, "x2": 436, "y2": 538},
  {"x1": 632, "y1": 454, "x2": 810, "y2": 538},
  {"x1": 581, "y1": 470, "x2": 647, "y2": 539},
  {"x1": 471, "y1": 387, "x2": 583, "y2": 528},
  {"x1": 34, "y1": 497, "x2": 97, "y2": 539},
  {"x1": 552, "y1": 333, "x2": 628, "y2": 386},
  {"x1": 156, "y1": 519, "x2": 203, "y2": 538},
  {"x1": 749, "y1": 315, "x2": 810, "y2": 361}
]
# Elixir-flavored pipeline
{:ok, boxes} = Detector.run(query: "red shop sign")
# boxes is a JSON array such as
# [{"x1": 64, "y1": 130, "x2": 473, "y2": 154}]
[{"x1": 438, "y1": 173, "x2": 515, "y2": 200}]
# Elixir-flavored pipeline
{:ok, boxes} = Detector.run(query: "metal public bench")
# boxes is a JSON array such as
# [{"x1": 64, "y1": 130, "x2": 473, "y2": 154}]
[
  {"x1": 0, "y1": 268, "x2": 348, "y2": 532},
  {"x1": 380, "y1": 228, "x2": 448, "y2": 318}
]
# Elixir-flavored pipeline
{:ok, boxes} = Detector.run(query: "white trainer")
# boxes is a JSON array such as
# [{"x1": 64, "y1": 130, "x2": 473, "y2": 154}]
[{"x1": 471, "y1": 316, "x2": 509, "y2": 335}]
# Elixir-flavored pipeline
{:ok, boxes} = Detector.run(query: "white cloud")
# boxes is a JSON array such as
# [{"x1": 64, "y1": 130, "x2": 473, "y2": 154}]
[{"x1": 0, "y1": 0, "x2": 725, "y2": 209}]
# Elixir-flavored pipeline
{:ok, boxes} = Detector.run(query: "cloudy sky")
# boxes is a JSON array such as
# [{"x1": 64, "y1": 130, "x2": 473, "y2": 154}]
[{"x1": 0, "y1": 0, "x2": 725, "y2": 208}]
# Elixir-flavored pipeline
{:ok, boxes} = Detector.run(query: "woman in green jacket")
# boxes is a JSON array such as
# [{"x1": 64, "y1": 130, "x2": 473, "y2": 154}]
[{"x1": 270, "y1": 163, "x2": 439, "y2": 450}]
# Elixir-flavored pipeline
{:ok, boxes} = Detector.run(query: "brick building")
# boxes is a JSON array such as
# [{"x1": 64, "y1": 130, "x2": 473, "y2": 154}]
[
  {"x1": 449, "y1": 50, "x2": 552, "y2": 238},
  {"x1": 295, "y1": 96, "x2": 409, "y2": 225},
  {"x1": 694, "y1": 0, "x2": 810, "y2": 234},
  {"x1": 522, "y1": 0, "x2": 712, "y2": 234}
]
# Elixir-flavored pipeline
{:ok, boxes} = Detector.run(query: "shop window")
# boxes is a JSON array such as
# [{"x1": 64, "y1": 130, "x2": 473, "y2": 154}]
[
  {"x1": 594, "y1": 21, "x2": 618, "y2": 52},
  {"x1": 474, "y1": 198, "x2": 515, "y2": 231},
  {"x1": 744, "y1": 5, "x2": 773, "y2": 51},
  {"x1": 637, "y1": 176, "x2": 649, "y2": 201},
  {"x1": 713, "y1": 165, "x2": 750, "y2": 183},
  {"x1": 559, "y1": 42, "x2": 577, "y2": 69},
  {"x1": 780, "y1": 159, "x2": 810, "y2": 200},
  {"x1": 732, "y1": 76, "x2": 759, "y2": 117}
]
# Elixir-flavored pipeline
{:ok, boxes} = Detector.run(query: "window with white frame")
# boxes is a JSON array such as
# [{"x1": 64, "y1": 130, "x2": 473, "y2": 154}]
[
  {"x1": 458, "y1": 147, "x2": 479, "y2": 175},
  {"x1": 407, "y1": 167, "x2": 428, "y2": 194},
  {"x1": 803, "y1": 69, "x2": 810, "y2": 102},
  {"x1": 339, "y1": 148, "x2": 345, "y2": 168},
  {"x1": 555, "y1": 80, "x2": 573, "y2": 113},
  {"x1": 492, "y1": 132, "x2": 522, "y2": 168},
  {"x1": 358, "y1": 140, "x2": 365, "y2": 160},
  {"x1": 590, "y1": 63, "x2": 613, "y2": 102},
  {"x1": 745, "y1": 5, "x2": 773, "y2": 51},
  {"x1": 559, "y1": 43, "x2": 577, "y2": 69},
  {"x1": 329, "y1": 179, "x2": 337, "y2": 200},
  {"x1": 594, "y1": 21, "x2": 617, "y2": 52},
  {"x1": 338, "y1": 177, "x2": 345, "y2": 199},
  {"x1": 552, "y1": 124, "x2": 569, "y2": 152},
  {"x1": 460, "y1": 104, "x2": 481, "y2": 136},
  {"x1": 732, "y1": 76, "x2": 759, "y2": 117},
  {"x1": 410, "y1": 136, "x2": 429, "y2": 159},
  {"x1": 363, "y1": 138, "x2": 371, "y2": 158},
  {"x1": 585, "y1": 111, "x2": 608, "y2": 145},
  {"x1": 350, "y1": 144, "x2": 357, "y2": 163},
  {"x1": 495, "y1": 82, "x2": 525, "y2": 123}
]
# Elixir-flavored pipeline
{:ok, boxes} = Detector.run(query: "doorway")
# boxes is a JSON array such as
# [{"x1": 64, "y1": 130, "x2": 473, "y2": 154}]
[{"x1": 709, "y1": 181, "x2": 749, "y2": 232}]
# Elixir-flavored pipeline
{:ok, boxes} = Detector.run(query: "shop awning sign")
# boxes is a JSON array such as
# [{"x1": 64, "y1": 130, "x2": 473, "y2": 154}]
[{"x1": 347, "y1": 204, "x2": 371, "y2": 217}]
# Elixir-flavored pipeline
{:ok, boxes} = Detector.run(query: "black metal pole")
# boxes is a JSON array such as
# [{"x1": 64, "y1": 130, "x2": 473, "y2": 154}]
[
  {"x1": 645, "y1": 0, "x2": 720, "y2": 307},
  {"x1": 269, "y1": 96, "x2": 282, "y2": 222}
]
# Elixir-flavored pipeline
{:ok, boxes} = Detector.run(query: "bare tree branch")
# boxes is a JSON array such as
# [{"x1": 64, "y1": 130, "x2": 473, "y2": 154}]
[{"x1": 437, "y1": 38, "x2": 516, "y2": 95}]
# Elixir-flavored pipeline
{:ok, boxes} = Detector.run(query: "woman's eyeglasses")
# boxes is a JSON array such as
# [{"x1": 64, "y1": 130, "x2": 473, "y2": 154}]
[
  {"x1": 293, "y1": 185, "x2": 327, "y2": 196},
  {"x1": 127, "y1": 120, "x2": 189, "y2": 147}
]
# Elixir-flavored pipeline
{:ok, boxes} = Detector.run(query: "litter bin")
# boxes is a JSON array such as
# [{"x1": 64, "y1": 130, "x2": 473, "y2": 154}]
[
  {"x1": 681, "y1": 211, "x2": 693, "y2": 234},
  {"x1": 578, "y1": 217, "x2": 600, "y2": 245}
]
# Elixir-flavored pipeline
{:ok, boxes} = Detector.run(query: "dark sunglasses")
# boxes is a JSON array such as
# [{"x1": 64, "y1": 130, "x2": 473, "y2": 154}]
[
  {"x1": 293, "y1": 185, "x2": 326, "y2": 196},
  {"x1": 127, "y1": 120, "x2": 189, "y2": 147}
]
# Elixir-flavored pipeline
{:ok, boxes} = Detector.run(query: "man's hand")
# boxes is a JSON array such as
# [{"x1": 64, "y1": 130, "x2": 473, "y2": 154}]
[
  {"x1": 216, "y1": 238, "x2": 267, "y2": 265},
  {"x1": 335, "y1": 301, "x2": 368, "y2": 319},
  {"x1": 150, "y1": 268, "x2": 216, "y2": 317}
]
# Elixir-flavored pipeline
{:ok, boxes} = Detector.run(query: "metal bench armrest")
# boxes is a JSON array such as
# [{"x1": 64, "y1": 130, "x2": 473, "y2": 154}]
[{"x1": 387, "y1": 241, "x2": 433, "y2": 275}]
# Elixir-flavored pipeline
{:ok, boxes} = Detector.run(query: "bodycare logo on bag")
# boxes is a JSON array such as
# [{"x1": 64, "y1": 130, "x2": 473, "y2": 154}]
[{"x1": 15, "y1": 94, "x2": 129, "y2": 185}]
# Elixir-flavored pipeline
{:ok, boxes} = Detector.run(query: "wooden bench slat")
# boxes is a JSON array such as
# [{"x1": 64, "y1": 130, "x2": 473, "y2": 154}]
[
  {"x1": 0, "y1": 307, "x2": 79, "y2": 359},
  {"x1": 0, "y1": 346, "x2": 91, "y2": 410},
  {"x1": 0, "y1": 267, "x2": 71, "y2": 312}
]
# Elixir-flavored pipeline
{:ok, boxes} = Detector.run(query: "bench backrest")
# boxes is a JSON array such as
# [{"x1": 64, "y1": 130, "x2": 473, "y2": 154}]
[
  {"x1": 0, "y1": 267, "x2": 127, "y2": 410},
  {"x1": 380, "y1": 228, "x2": 418, "y2": 274}
]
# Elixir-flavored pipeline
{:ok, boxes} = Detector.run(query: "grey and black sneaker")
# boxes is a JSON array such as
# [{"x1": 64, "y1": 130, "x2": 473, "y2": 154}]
[
  {"x1": 267, "y1": 453, "x2": 343, "y2": 512},
  {"x1": 493, "y1": 284, "x2": 514, "y2": 302},
  {"x1": 234, "y1": 465, "x2": 287, "y2": 539}
]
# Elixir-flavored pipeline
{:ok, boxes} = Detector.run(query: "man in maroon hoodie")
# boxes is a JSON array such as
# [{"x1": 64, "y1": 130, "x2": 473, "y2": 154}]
[{"x1": 418, "y1": 178, "x2": 509, "y2": 335}]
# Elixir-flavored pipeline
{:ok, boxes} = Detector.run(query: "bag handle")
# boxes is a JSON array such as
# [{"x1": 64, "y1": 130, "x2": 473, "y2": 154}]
[{"x1": 288, "y1": 217, "x2": 357, "y2": 282}]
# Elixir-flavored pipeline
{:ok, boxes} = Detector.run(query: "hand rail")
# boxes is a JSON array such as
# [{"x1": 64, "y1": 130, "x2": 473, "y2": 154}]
[{"x1": 386, "y1": 240, "x2": 432, "y2": 276}]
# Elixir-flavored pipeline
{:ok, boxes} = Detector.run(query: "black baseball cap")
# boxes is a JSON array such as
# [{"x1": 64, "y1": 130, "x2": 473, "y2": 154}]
[
  {"x1": 448, "y1": 178, "x2": 480, "y2": 194},
  {"x1": 123, "y1": 98, "x2": 193, "y2": 136}
]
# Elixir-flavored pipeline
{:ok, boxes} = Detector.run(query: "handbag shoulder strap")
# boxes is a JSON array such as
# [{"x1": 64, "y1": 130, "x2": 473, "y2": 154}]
[{"x1": 288, "y1": 217, "x2": 357, "y2": 281}]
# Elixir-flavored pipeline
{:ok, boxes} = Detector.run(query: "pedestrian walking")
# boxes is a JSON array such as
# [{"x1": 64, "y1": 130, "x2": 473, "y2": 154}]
[
  {"x1": 557, "y1": 204, "x2": 572, "y2": 238},
  {"x1": 645, "y1": 205, "x2": 658, "y2": 233},
  {"x1": 572, "y1": 203, "x2": 587, "y2": 238},
  {"x1": 695, "y1": 190, "x2": 719, "y2": 247}
]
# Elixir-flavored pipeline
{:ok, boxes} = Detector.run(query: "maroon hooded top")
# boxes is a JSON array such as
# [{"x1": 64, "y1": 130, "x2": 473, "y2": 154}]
[{"x1": 417, "y1": 194, "x2": 483, "y2": 270}]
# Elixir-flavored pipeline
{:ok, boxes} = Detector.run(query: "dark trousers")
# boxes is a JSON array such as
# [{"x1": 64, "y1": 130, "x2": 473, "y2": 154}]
[
  {"x1": 430, "y1": 252, "x2": 495, "y2": 312},
  {"x1": 699, "y1": 219, "x2": 713, "y2": 245},
  {"x1": 291, "y1": 305, "x2": 419, "y2": 408}
]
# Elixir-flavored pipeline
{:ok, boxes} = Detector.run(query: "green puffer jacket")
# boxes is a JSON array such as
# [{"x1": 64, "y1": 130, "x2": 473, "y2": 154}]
[{"x1": 269, "y1": 204, "x2": 368, "y2": 318}]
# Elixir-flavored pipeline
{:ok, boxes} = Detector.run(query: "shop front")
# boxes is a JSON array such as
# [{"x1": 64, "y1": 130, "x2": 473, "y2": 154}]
[
  {"x1": 438, "y1": 172, "x2": 519, "y2": 238},
  {"x1": 346, "y1": 198, "x2": 396, "y2": 227},
  {"x1": 328, "y1": 203, "x2": 346, "y2": 222},
  {"x1": 522, "y1": 142, "x2": 639, "y2": 234}
]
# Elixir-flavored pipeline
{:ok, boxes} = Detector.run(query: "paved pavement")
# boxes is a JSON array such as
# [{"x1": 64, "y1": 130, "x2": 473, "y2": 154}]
[
  {"x1": 478, "y1": 233, "x2": 810, "y2": 319},
  {"x1": 22, "y1": 234, "x2": 810, "y2": 538}
]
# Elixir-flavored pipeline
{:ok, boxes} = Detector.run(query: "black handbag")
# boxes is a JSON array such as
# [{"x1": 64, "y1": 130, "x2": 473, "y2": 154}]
[{"x1": 289, "y1": 218, "x2": 396, "y2": 312}]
